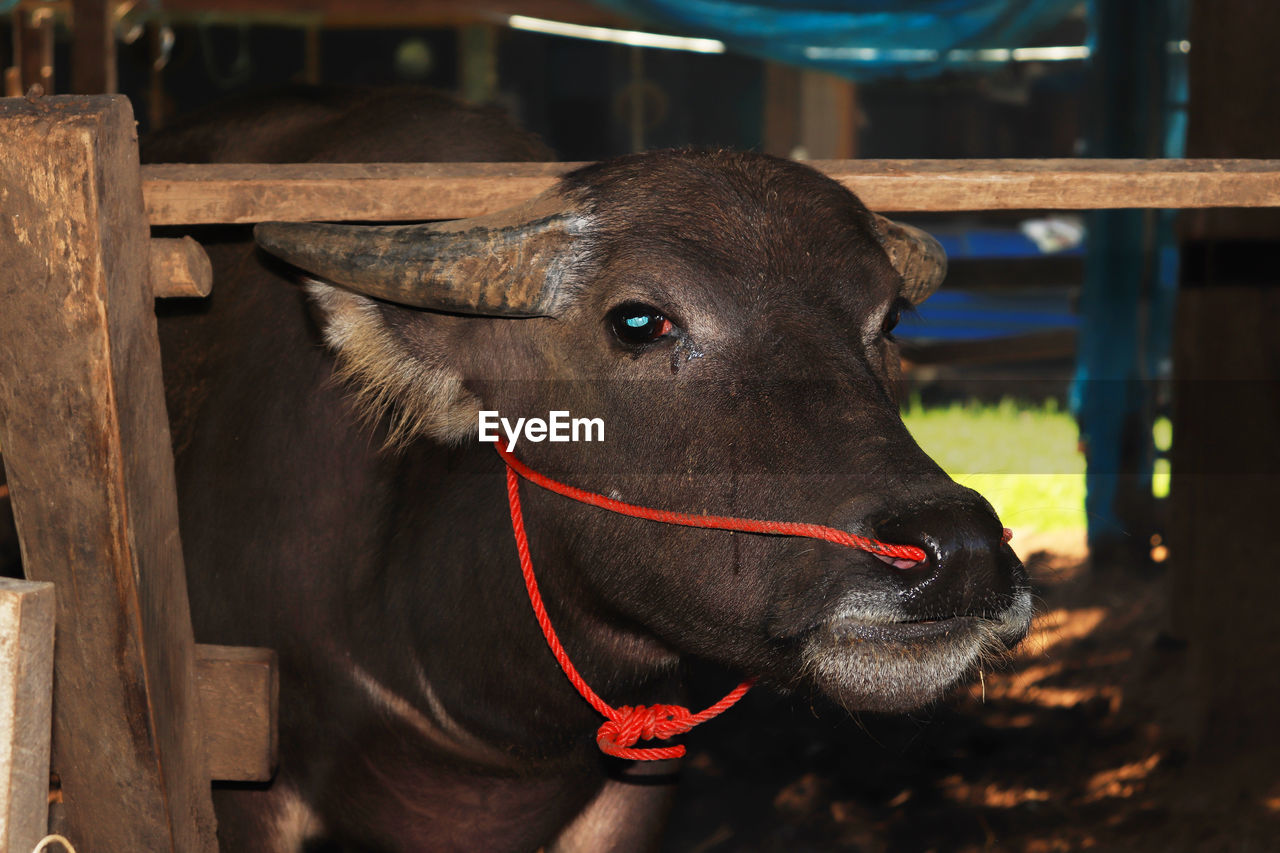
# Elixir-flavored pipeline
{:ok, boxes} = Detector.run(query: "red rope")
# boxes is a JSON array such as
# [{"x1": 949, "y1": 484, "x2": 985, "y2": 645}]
[
  {"x1": 496, "y1": 443, "x2": 1011, "y2": 760},
  {"x1": 498, "y1": 444, "x2": 932, "y2": 562}
]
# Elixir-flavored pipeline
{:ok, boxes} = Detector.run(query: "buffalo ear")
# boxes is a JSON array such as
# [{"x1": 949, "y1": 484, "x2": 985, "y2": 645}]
[
  {"x1": 299, "y1": 280, "x2": 483, "y2": 448},
  {"x1": 254, "y1": 190, "x2": 583, "y2": 317},
  {"x1": 872, "y1": 215, "x2": 947, "y2": 304}
]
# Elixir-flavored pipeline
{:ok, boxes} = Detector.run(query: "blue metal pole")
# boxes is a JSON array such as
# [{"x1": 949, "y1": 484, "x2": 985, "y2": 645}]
[{"x1": 1074, "y1": 0, "x2": 1183, "y2": 559}]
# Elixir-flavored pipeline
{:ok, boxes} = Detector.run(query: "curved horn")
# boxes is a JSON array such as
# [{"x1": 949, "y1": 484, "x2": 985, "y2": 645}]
[
  {"x1": 872, "y1": 214, "x2": 948, "y2": 304},
  {"x1": 254, "y1": 191, "x2": 580, "y2": 317}
]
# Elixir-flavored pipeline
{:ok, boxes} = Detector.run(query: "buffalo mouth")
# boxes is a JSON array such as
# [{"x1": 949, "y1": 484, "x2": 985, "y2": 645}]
[
  {"x1": 801, "y1": 591, "x2": 1033, "y2": 714},
  {"x1": 835, "y1": 615, "x2": 989, "y2": 642}
]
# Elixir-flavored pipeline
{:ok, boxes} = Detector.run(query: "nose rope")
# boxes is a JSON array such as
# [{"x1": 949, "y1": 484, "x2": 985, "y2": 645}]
[{"x1": 496, "y1": 443, "x2": 1012, "y2": 760}]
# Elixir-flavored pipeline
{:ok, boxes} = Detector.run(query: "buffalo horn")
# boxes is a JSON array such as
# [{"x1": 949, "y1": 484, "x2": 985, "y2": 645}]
[
  {"x1": 254, "y1": 191, "x2": 581, "y2": 317},
  {"x1": 872, "y1": 214, "x2": 948, "y2": 304}
]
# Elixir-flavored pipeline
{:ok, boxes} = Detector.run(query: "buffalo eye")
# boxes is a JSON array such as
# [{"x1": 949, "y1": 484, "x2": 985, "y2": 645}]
[
  {"x1": 882, "y1": 298, "x2": 910, "y2": 338},
  {"x1": 608, "y1": 302, "x2": 673, "y2": 346}
]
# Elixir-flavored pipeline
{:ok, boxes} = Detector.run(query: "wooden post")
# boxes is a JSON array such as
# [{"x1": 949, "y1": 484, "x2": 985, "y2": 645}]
[
  {"x1": 0, "y1": 578, "x2": 55, "y2": 853},
  {"x1": 148, "y1": 20, "x2": 169, "y2": 131},
  {"x1": 762, "y1": 63, "x2": 801, "y2": 158},
  {"x1": 19, "y1": 5, "x2": 55, "y2": 94},
  {"x1": 1171, "y1": 0, "x2": 1280, "y2": 778},
  {"x1": 799, "y1": 71, "x2": 857, "y2": 160},
  {"x1": 70, "y1": 0, "x2": 116, "y2": 94},
  {"x1": 763, "y1": 64, "x2": 857, "y2": 160},
  {"x1": 0, "y1": 95, "x2": 216, "y2": 852},
  {"x1": 1074, "y1": 0, "x2": 1176, "y2": 561},
  {"x1": 303, "y1": 22, "x2": 322, "y2": 86},
  {"x1": 459, "y1": 23, "x2": 498, "y2": 105},
  {"x1": 627, "y1": 46, "x2": 644, "y2": 153}
]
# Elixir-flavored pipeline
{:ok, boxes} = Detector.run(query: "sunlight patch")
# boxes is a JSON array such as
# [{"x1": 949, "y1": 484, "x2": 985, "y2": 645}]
[
  {"x1": 1021, "y1": 607, "x2": 1108, "y2": 658},
  {"x1": 1084, "y1": 753, "x2": 1161, "y2": 802},
  {"x1": 939, "y1": 774, "x2": 1053, "y2": 808}
]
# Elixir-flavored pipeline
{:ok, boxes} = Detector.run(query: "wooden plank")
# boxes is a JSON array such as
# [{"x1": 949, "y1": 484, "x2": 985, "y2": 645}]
[
  {"x1": 0, "y1": 578, "x2": 55, "y2": 853},
  {"x1": 141, "y1": 159, "x2": 1280, "y2": 225},
  {"x1": 143, "y1": 161, "x2": 568, "y2": 224},
  {"x1": 0, "y1": 95, "x2": 216, "y2": 852},
  {"x1": 151, "y1": 236, "x2": 213, "y2": 298},
  {"x1": 195, "y1": 645, "x2": 278, "y2": 783}
]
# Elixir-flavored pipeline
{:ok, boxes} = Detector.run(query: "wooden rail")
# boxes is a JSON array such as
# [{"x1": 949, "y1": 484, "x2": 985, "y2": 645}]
[{"x1": 142, "y1": 158, "x2": 1280, "y2": 224}]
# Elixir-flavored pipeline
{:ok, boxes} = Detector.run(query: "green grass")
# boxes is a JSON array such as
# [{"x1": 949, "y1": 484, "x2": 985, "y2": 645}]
[{"x1": 900, "y1": 397, "x2": 1086, "y2": 535}]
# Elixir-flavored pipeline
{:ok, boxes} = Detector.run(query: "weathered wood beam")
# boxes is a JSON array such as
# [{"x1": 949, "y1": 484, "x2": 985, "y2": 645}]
[
  {"x1": 143, "y1": 161, "x2": 566, "y2": 224},
  {"x1": 151, "y1": 236, "x2": 213, "y2": 298},
  {"x1": 0, "y1": 578, "x2": 55, "y2": 853},
  {"x1": 0, "y1": 95, "x2": 216, "y2": 852},
  {"x1": 141, "y1": 159, "x2": 1280, "y2": 225},
  {"x1": 196, "y1": 645, "x2": 278, "y2": 783}
]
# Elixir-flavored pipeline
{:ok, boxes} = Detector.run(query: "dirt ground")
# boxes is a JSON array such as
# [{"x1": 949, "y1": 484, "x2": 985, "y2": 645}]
[{"x1": 663, "y1": 531, "x2": 1280, "y2": 852}]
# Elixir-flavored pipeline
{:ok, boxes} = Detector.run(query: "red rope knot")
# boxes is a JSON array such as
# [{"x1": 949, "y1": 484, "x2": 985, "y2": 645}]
[{"x1": 597, "y1": 704, "x2": 696, "y2": 760}]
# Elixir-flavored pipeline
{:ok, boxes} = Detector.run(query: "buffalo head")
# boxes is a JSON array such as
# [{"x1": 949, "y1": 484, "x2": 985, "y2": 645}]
[{"x1": 255, "y1": 150, "x2": 1031, "y2": 715}]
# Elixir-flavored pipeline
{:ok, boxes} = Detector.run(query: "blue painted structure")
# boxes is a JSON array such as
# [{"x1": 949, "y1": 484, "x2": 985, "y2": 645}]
[
  {"x1": 1072, "y1": 0, "x2": 1186, "y2": 552},
  {"x1": 896, "y1": 289, "x2": 1077, "y2": 342},
  {"x1": 588, "y1": 0, "x2": 1081, "y2": 79},
  {"x1": 897, "y1": 227, "x2": 1079, "y2": 341},
  {"x1": 933, "y1": 229, "x2": 1083, "y2": 263}
]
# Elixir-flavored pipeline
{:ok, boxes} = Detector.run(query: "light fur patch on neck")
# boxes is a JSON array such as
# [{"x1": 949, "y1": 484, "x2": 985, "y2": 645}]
[
  {"x1": 347, "y1": 660, "x2": 516, "y2": 768},
  {"x1": 307, "y1": 281, "x2": 479, "y2": 447},
  {"x1": 269, "y1": 785, "x2": 325, "y2": 852}
]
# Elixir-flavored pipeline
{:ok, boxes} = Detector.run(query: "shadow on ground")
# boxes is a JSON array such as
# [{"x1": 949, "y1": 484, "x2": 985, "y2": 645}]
[{"x1": 664, "y1": 532, "x2": 1280, "y2": 852}]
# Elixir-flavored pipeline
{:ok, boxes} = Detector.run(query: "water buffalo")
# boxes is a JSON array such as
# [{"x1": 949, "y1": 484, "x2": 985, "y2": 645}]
[{"x1": 149, "y1": 88, "x2": 1032, "y2": 852}]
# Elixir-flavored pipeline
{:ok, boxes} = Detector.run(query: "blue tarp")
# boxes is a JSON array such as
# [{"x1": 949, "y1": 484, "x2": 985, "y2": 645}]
[
  {"x1": 897, "y1": 289, "x2": 1077, "y2": 341},
  {"x1": 590, "y1": 0, "x2": 1083, "y2": 78}
]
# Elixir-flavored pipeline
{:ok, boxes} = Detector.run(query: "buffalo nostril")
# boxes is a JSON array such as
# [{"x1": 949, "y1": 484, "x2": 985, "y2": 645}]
[
  {"x1": 866, "y1": 496, "x2": 1022, "y2": 619},
  {"x1": 873, "y1": 552, "x2": 922, "y2": 571}
]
